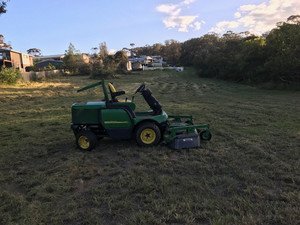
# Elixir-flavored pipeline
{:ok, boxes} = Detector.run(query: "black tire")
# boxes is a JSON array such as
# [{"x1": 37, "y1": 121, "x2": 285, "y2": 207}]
[
  {"x1": 135, "y1": 122, "x2": 161, "y2": 147},
  {"x1": 76, "y1": 130, "x2": 98, "y2": 151},
  {"x1": 200, "y1": 130, "x2": 212, "y2": 141}
]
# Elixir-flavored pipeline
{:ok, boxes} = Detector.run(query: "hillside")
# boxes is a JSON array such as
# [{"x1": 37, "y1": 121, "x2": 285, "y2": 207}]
[{"x1": 0, "y1": 69, "x2": 299, "y2": 224}]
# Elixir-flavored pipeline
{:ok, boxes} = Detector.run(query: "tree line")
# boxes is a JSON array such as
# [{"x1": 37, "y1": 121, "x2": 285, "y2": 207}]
[
  {"x1": 1, "y1": 1, "x2": 299, "y2": 85},
  {"x1": 62, "y1": 42, "x2": 129, "y2": 78},
  {"x1": 134, "y1": 15, "x2": 300, "y2": 85}
]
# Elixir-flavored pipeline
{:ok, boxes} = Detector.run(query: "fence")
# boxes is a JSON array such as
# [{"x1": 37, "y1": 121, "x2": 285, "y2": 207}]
[
  {"x1": 142, "y1": 66, "x2": 184, "y2": 72},
  {"x1": 21, "y1": 70, "x2": 64, "y2": 81}
]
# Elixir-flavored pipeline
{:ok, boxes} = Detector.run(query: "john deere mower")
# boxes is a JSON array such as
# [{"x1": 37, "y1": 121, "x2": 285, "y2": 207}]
[{"x1": 71, "y1": 79, "x2": 211, "y2": 151}]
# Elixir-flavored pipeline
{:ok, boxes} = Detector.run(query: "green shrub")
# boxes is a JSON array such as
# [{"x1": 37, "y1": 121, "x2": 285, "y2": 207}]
[
  {"x1": 0, "y1": 67, "x2": 22, "y2": 85},
  {"x1": 48, "y1": 63, "x2": 56, "y2": 71},
  {"x1": 78, "y1": 63, "x2": 92, "y2": 75},
  {"x1": 90, "y1": 68, "x2": 114, "y2": 79},
  {"x1": 89, "y1": 61, "x2": 115, "y2": 78}
]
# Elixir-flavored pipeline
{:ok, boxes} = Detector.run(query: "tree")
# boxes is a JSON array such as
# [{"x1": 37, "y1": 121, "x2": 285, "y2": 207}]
[
  {"x1": 239, "y1": 36, "x2": 266, "y2": 83},
  {"x1": 264, "y1": 16, "x2": 300, "y2": 83},
  {"x1": 114, "y1": 50, "x2": 128, "y2": 73},
  {"x1": 152, "y1": 43, "x2": 163, "y2": 56},
  {"x1": 91, "y1": 47, "x2": 98, "y2": 53},
  {"x1": 63, "y1": 43, "x2": 86, "y2": 74},
  {"x1": 162, "y1": 39, "x2": 181, "y2": 66},
  {"x1": 66, "y1": 43, "x2": 77, "y2": 56},
  {"x1": 115, "y1": 15, "x2": 299, "y2": 85},
  {"x1": 287, "y1": 15, "x2": 300, "y2": 24},
  {"x1": 27, "y1": 48, "x2": 42, "y2": 56},
  {"x1": 114, "y1": 50, "x2": 128, "y2": 63},
  {"x1": 0, "y1": 1, "x2": 7, "y2": 15},
  {"x1": 90, "y1": 47, "x2": 100, "y2": 59},
  {"x1": 122, "y1": 47, "x2": 131, "y2": 56},
  {"x1": 99, "y1": 42, "x2": 108, "y2": 59},
  {"x1": 181, "y1": 37, "x2": 204, "y2": 66},
  {"x1": 129, "y1": 43, "x2": 136, "y2": 56},
  {"x1": 0, "y1": 34, "x2": 11, "y2": 49}
]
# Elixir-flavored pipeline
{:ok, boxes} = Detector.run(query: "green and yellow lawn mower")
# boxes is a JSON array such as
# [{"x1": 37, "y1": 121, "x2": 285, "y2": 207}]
[{"x1": 71, "y1": 79, "x2": 211, "y2": 151}]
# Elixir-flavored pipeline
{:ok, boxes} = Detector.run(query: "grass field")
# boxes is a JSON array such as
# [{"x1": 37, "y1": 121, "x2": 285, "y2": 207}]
[{"x1": 0, "y1": 69, "x2": 299, "y2": 225}]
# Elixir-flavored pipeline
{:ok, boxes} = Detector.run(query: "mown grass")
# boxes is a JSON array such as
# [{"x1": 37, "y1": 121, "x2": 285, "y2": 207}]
[{"x1": 0, "y1": 69, "x2": 299, "y2": 225}]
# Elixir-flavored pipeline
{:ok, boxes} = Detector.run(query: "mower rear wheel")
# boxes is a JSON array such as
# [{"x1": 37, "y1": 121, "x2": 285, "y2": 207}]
[
  {"x1": 135, "y1": 122, "x2": 161, "y2": 146},
  {"x1": 76, "y1": 130, "x2": 98, "y2": 151},
  {"x1": 200, "y1": 130, "x2": 212, "y2": 141}
]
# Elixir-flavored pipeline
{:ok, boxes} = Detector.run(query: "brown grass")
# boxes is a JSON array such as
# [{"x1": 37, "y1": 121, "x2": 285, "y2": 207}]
[{"x1": 0, "y1": 70, "x2": 299, "y2": 225}]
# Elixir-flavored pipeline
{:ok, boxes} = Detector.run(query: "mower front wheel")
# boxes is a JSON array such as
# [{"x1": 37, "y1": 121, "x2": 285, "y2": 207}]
[
  {"x1": 135, "y1": 122, "x2": 161, "y2": 147},
  {"x1": 200, "y1": 130, "x2": 212, "y2": 141},
  {"x1": 76, "y1": 130, "x2": 98, "y2": 151}
]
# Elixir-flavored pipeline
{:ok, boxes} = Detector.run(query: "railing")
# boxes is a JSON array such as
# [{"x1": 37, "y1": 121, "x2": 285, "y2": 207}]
[{"x1": 0, "y1": 56, "x2": 10, "y2": 61}]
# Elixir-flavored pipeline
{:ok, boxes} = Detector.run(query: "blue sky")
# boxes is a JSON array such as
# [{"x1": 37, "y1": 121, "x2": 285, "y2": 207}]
[{"x1": 0, "y1": 0, "x2": 298, "y2": 55}]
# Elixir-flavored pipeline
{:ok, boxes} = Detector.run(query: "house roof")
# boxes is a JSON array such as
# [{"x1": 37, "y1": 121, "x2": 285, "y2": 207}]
[
  {"x1": 35, "y1": 59, "x2": 63, "y2": 64},
  {"x1": 0, "y1": 49, "x2": 34, "y2": 57},
  {"x1": 34, "y1": 54, "x2": 65, "y2": 59},
  {"x1": 140, "y1": 55, "x2": 152, "y2": 60},
  {"x1": 34, "y1": 59, "x2": 63, "y2": 68}
]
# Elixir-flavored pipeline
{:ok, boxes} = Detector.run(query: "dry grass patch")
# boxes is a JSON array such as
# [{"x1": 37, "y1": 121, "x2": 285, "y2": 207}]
[{"x1": 0, "y1": 70, "x2": 299, "y2": 224}]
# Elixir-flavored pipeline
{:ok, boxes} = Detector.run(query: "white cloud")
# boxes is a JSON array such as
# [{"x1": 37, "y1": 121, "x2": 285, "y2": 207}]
[
  {"x1": 108, "y1": 49, "x2": 117, "y2": 55},
  {"x1": 239, "y1": 4, "x2": 258, "y2": 11},
  {"x1": 210, "y1": 0, "x2": 300, "y2": 35},
  {"x1": 156, "y1": 4, "x2": 179, "y2": 15},
  {"x1": 156, "y1": 0, "x2": 204, "y2": 32},
  {"x1": 234, "y1": 12, "x2": 241, "y2": 18},
  {"x1": 211, "y1": 21, "x2": 239, "y2": 33},
  {"x1": 182, "y1": 0, "x2": 196, "y2": 5},
  {"x1": 193, "y1": 21, "x2": 201, "y2": 30}
]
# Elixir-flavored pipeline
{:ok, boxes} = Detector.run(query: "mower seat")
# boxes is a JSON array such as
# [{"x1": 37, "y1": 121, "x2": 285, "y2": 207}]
[
  {"x1": 108, "y1": 83, "x2": 125, "y2": 102},
  {"x1": 108, "y1": 83, "x2": 131, "y2": 103},
  {"x1": 108, "y1": 83, "x2": 136, "y2": 111}
]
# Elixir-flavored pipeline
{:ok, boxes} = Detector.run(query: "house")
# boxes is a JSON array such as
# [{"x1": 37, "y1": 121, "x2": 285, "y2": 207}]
[
  {"x1": 34, "y1": 53, "x2": 90, "y2": 63},
  {"x1": 129, "y1": 55, "x2": 153, "y2": 66},
  {"x1": 126, "y1": 61, "x2": 132, "y2": 71},
  {"x1": 34, "y1": 59, "x2": 63, "y2": 70},
  {"x1": 0, "y1": 49, "x2": 34, "y2": 72},
  {"x1": 131, "y1": 62, "x2": 143, "y2": 71},
  {"x1": 129, "y1": 55, "x2": 167, "y2": 69},
  {"x1": 34, "y1": 54, "x2": 65, "y2": 61},
  {"x1": 151, "y1": 56, "x2": 163, "y2": 63},
  {"x1": 81, "y1": 53, "x2": 90, "y2": 63}
]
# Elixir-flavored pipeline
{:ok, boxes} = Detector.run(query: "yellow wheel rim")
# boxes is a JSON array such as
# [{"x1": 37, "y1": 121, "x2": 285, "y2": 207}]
[
  {"x1": 140, "y1": 128, "x2": 156, "y2": 144},
  {"x1": 78, "y1": 136, "x2": 90, "y2": 149}
]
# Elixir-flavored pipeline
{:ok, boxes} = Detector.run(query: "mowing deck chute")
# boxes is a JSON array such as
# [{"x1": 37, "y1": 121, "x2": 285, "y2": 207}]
[{"x1": 163, "y1": 115, "x2": 210, "y2": 149}]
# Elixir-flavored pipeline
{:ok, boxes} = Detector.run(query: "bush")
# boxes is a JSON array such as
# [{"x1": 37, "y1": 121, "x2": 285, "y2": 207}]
[
  {"x1": 90, "y1": 68, "x2": 114, "y2": 79},
  {"x1": 89, "y1": 61, "x2": 115, "y2": 78},
  {"x1": 78, "y1": 63, "x2": 92, "y2": 75},
  {"x1": 0, "y1": 67, "x2": 22, "y2": 85},
  {"x1": 48, "y1": 63, "x2": 56, "y2": 71}
]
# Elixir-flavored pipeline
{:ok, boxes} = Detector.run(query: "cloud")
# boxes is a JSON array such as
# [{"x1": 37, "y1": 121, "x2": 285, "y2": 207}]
[
  {"x1": 156, "y1": 4, "x2": 180, "y2": 15},
  {"x1": 210, "y1": 0, "x2": 300, "y2": 35},
  {"x1": 212, "y1": 21, "x2": 240, "y2": 33},
  {"x1": 108, "y1": 49, "x2": 117, "y2": 55},
  {"x1": 163, "y1": 15, "x2": 199, "y2": 32},
  {"x1": 193, "y1": 21, "x2": 202, "y2": 30},
  {"x1": 156, "y1": 0, "x2": 204, "y2": 32},
  {"x1": 234, "y1": 12, "x2": 241, "y2": 18},
  {"x1": 182, "y1": 0, "x2": 196, "y2": 5}
]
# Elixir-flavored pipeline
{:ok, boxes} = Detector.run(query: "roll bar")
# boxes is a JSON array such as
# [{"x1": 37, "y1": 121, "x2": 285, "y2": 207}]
[{"x1": 77, "y1": 79, "x2": 110, "y2": 103}]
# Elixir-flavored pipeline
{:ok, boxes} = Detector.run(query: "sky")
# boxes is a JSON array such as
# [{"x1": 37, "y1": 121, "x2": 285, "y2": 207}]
[{"x1": 0, "y1": 0, "x2": 299, "y2": 55}]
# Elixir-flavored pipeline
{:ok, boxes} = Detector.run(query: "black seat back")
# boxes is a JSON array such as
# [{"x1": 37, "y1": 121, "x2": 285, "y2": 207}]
[{"x1": 141, "y1": 88, "x2": 162, "y2": 115}]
